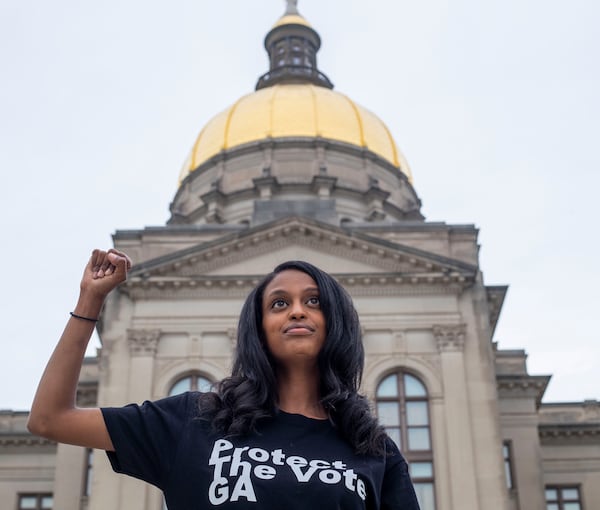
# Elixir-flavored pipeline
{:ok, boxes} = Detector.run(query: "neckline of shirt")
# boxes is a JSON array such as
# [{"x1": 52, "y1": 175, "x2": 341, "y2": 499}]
[{"x1": 275, "y1": 409, "x2": 332, "y2": 429}]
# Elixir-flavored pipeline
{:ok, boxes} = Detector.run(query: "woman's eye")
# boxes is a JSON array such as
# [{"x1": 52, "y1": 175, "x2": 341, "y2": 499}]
[
  {"x1": 272, "y1": 299, "x2": 287, "y2": 309},
  {"x1": 307, "y1": 296, "x2": 320, "y2": 306}
]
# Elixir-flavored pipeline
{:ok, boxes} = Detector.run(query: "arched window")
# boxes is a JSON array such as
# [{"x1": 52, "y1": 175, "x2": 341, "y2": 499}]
[
  {"x1": 168, "y1": 373, "x2": 213, "y2": 396},
  {"x1": 376, "y1": 371, "x2": 435, "y2": 510}
]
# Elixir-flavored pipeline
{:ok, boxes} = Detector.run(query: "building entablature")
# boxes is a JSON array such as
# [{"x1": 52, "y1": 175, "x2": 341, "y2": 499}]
[
  {"x1": 539, "y1": 423, "x2": 600, "y2": 445},
  {"x1": 119, "y1": 273, "x2": 474, "y2": 300},
  {"x1": 114, "y1": 224, "x2": 246, "y2": 244},
  {"x1": 128, "y1": 217, "x2": 477, "y2": 275},
  {"x1": 539, "y1": 400, "x2": 600, "y2": 423},
  {"x1": 117, "y1": 217, "x2": 478, "y2": 301},
  {"x1": 0, "y1": 433, "x2": 56, "y2": 449},
  {"x1": 114, "y1": 220, "x2": 483, "y2": 267},
  {"x1": 496, "y1": 374, "x2": 551, "y2": 407},
  {"x1": 113, "y1": 224, "x2": 248, "y2": 265}
]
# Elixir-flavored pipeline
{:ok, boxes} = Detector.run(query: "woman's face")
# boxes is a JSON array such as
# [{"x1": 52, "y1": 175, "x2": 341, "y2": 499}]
[{"x1": 261, "y1": 269, "x2": 326, "y2": 368}]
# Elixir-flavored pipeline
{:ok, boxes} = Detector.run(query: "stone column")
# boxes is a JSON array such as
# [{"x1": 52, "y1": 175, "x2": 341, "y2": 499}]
[
  {"x1": 54, "y1": 368, "x2": 100, "y2": 509},
  {"x1": 434, "y1": 325, "x2": 480, "y2": 510},
  {"x1": 498, "y1": 379, "x2": 547, "y2": 510},
  {"x1": 126, "y1": 329, "x2": 160, "y2": 402},
  {"x1": 113, "y1": 329, "x2": 161, "y2": 510},
  {"x1": 51, "y1": 444, "x2": 86, "y2": 510}
]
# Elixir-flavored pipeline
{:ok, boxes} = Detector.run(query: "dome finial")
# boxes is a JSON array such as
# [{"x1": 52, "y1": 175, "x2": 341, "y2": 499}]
[{"x1": 284, "y1": 0, "x2": 299, "y2": 16}]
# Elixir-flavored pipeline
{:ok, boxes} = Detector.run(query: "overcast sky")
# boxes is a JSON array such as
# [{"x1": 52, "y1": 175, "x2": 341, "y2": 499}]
[{"x1": 1, "y1": 0, "x2": 598, "y2": 410}]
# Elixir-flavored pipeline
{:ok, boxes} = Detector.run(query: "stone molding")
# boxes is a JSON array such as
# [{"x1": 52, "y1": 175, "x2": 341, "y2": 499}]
[
  {"x1": 127, "y1": 329, "x2": 161, "y2": 357},
  {"x1": 433, "y1": 324, "x2": 467, "y2": 352},
  {"x1": 415, "y1": 353, "x2": 443, "y2": 377},
  {"x1": 253, "y1": 175, "x2": 280, "y2": 199},
  {"x1": 496, "y1": 374, "x2": 551, "y2": 406},
  {"x1": 310, "y1": 174, "x2": 337, "y2": 198},
  {"x1": 368, "y1": 351, "x2": 443, "y2": 380},
  {"x1": 121, "y1": 277, "x2": 471, "y2": 300},
  {"x1": 539, "y1": 423, "x2": 600, "y2": 444},
  {"x1": 486, "y1": 285, "x2": 507, "y2": 336},
  {"x1": 363, "y1": 352, "x2": 444, "y2": 399},
  {"x1": 172, "y1": 137, "x2": 420, "y2": 225},
  {"x1": 0, "y1": 435, "x2": 56, "y2": 447},
  {"x1": 121, "y1": 219, "x2": 476, "y2": 300},
  {"x1": 131, "y1": 219, "x2": 475, "y2": 275},
  {"x1": 176, "y1": 229, "x2": 420, "y2": 275}
]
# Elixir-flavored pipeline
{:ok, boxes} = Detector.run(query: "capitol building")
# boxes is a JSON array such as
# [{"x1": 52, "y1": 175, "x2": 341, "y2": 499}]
[{"x1": 1, "y1": 3, "x2": 598, "y2": 510}]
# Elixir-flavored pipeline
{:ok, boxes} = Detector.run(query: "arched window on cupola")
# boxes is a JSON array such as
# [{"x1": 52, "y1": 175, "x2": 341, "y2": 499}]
[
  {"x1": 168, "y1": 373, "x2": 213, "y2": 396},
  {"x1": 376, "y1": 371, "x2": 436, "y2": 510}
]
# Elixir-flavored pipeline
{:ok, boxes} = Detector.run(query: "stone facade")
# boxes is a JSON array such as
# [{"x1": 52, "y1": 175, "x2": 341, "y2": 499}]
[{"x1": 4, "y1": 218, "x2": 599, "y2": 510}]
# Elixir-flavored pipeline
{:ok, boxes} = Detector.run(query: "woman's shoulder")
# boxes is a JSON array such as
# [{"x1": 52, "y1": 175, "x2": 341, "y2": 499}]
[
  {"x1": 381, "y1": 436, "x2": 410, "y2": 471},
  {"x1": 152, "y1": 390, "x2": 202, "y2": 410}
]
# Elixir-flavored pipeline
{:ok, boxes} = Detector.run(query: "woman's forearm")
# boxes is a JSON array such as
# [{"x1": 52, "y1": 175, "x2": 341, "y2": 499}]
[{"x1": 27, "y1": 292, "x2": 104, "y2": 438}]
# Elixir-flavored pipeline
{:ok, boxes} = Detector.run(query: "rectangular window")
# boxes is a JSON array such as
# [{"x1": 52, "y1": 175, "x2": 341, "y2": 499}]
[
  {"x1": 83, "y1": 448, "x2": 94, "y2": 497},
  {"x1": 545, "y1": 486, "x2": 582, "y2": 510},
  {"x1": 410, "y1": 462, "x2": 436, "y2": 510},
  {"x1": 18, "y1": 494, "x2": 53, "y2": 510},
  {"x1": 502, "y1": 441, "x2": 515, "y2": 490},
  {"x1": 413, "y1": 482, "x2": 436, "y2": 510}
]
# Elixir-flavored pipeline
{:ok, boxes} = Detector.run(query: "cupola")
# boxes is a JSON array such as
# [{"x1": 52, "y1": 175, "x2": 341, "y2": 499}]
[{"x1": 171, "y1": 2, "x2": 422, "y2": 226}]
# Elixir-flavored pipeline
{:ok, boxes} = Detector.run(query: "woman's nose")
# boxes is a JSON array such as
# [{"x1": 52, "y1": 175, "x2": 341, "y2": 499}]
[{"x1": 288, "y1": 301, "x2": 306, "y2": 319}]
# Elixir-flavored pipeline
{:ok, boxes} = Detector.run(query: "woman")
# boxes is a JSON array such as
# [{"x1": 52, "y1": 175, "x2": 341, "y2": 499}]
[{"x1": 28, "y1": 249, "x2": 420, "y2": 509}]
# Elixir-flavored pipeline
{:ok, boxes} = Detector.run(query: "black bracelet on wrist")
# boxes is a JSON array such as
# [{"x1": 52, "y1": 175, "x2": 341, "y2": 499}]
[{"x1": 70, "y1": 311, "x2": 99, "y2": 323}]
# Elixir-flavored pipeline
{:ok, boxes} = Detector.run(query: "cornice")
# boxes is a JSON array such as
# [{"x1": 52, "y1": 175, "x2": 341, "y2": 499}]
[
  {"x1": 486, "y1": 286, "x2": 508, "y2": 337},
  {"x1": 119, "y1": 218, "x2": 477, "y2": 300},
  {"x1": 539, "y1": 423, "x2": 600, "y2": 444},
  {"x1": 496, "y1": 374, "x2": 551, "y2": 407},
  {"x1": 114, "y1": 224, "x2": 246, "y2": 240},
  {"x1": 0, "y1": 434, "x2": 56, "y2": 447},
  {"x1": 131, "y1": 217, "x2": 476, "y2": 272},
  {"x1": 121, "y1": 274, "x2": 473, "y2": 300},
  {"x1": 177, "y1": 136, "x2": 408, "y2": 193},
  {"x1": 178, "y1": 183, "x2": 422, "y2": 227}
]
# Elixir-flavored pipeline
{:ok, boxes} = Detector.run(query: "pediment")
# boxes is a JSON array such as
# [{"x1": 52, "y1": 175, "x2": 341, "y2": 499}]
[
  {"x1": 206, "y1": 244, "x2": 385, "y2": 275},
  {"x1": 122, "y1": 218, "x2": 477, "y2": 299}
]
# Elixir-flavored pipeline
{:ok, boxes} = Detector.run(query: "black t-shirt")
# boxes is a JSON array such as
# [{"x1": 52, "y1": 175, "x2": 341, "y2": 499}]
[{"x1": 102, "y1": 392, "x2": 420, "y2": 510}]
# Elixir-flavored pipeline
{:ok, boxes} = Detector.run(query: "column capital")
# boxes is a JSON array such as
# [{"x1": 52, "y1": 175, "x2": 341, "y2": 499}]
[
  {"x1": 433, "y1": 324, "x2": 466, "y2": 352},
  {"x1": 127, "y1": 329, "x2": 160, "y2": 357},
  {"x1": 227, "y1": 327, "x2": 238, "y2": 348}
]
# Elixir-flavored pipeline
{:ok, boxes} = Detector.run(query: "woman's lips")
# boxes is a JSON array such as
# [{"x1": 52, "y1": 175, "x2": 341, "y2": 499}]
[{"x1": 284, "y1": 323, "x2": 314, "y2": 334}]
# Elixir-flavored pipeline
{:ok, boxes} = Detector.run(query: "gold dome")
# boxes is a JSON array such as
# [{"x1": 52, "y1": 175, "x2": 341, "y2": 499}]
[{"x1": 180, "y1": 83, "x2": 412, "y2": 182}]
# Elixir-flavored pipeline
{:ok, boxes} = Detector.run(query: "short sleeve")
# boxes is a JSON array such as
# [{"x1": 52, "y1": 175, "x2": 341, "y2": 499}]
[
  {"x1": 380, "y1": 438, "x2": 421, "y2": 510},
  {"x1": 101, "y1": 392, "x2": 198, "y2": 488}
]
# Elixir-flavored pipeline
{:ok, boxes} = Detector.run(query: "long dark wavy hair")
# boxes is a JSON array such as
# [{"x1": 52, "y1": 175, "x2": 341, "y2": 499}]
[{"x1": 198, "y1": 260, "x2": 387, "y2": 456}]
